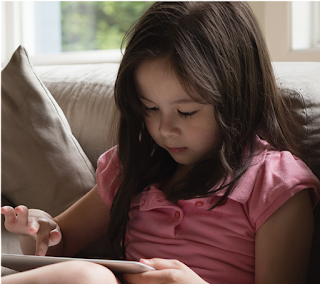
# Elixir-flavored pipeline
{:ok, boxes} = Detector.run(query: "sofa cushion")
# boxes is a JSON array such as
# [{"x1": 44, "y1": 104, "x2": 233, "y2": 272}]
[
  {"x1": 1, "y1": 45, "x2": 96, "y2": 217},
  {"x1": 273, "y1": 62, "x2": 320, "y2": 180},
  {"x1": 35, "y1": 63, "x2": 120, "y2": 169}
]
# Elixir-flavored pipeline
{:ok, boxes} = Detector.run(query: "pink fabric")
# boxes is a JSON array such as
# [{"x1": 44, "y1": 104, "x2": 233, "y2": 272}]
[{"x1": 96, "y1": 137, "x2": 320, "y2": 284}]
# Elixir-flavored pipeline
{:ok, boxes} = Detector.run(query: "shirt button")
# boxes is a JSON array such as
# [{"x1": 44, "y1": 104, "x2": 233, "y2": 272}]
[
  {"x1": 175, "y1": 211, "x2": 181, "y2": 219},
  {"x1": 195, "y1": 201, "x2": 204, "y2": 207}
]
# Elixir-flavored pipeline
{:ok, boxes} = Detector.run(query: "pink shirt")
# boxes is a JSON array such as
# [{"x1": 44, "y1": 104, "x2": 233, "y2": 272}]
[{"x1": 96, "y1": 137, "x2": 320, "y2": 284}]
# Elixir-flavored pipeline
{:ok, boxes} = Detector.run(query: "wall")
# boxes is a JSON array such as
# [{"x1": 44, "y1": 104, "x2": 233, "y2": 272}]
[{"x1": 248, "y1": 1, "x2": 320, "y2": 62}]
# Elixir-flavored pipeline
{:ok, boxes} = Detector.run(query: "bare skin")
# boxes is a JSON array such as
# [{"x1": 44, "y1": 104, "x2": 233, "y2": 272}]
[{"x1": 1, "y1": 261, "x2": 121, "y2": 284}]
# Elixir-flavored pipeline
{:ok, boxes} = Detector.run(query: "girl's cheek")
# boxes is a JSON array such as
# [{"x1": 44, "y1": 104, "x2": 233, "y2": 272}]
[{"x1": 145, "y1": 119, "x2": 156, "y2": 134}]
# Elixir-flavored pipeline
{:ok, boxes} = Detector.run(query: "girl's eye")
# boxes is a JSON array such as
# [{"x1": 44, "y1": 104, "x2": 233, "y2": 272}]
[
  {"x1": 144, "y1": 106, "x2": 159, "y2": 113},
  {"x1": 178, "y1": 110, "x2": 197, "y2": 117}
]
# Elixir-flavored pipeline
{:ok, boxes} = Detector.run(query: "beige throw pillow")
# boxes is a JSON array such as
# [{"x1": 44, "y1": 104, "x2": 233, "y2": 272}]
[
  {"x1": 1, "y1": 46, "x2": 96, "y2": 217},
  {"x1": 35, "y1": 63, "x2": 119, "y2": 169}
]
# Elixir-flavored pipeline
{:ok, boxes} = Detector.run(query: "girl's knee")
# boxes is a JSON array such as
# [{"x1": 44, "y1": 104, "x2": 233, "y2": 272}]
[{"x1": 57, "y1": 261, "x2": 119, "y2": 284}]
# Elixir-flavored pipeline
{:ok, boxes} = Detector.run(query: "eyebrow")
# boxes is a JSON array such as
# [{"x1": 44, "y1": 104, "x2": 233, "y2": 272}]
[{"x1": 140, "y1": 96, "x2": 196, "y2": 105}]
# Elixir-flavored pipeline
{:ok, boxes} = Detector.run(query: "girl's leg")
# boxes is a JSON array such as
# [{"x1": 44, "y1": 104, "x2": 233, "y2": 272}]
[{"x1": 2, "y1": 261, "x2": 121, "y2": 284}]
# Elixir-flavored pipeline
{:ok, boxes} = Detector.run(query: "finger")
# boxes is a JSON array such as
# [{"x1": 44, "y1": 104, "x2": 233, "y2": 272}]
[
  {"x1": 0, "y1": 206, "x2": 7, "y2": 214},
  {"x1": 1, "y1": 206, "x2": 17, "y2": 224},
  {"x1": 141, "y1": 258, "x2": 183, "y2": 270},
  {"x1": 27, "y1": 219, "x2": 40, "y2": 235},
  {"x1": 15, "y1": 205, "x2": 29, "y2": 226},
  {"x1": 125, "y1": 269, "x2": 176, "y2": 284},
  {"x1": 125, "y1": 259, "x2": 187, "y2": 284},
  {"x1": 35, "y1": 221, "x2": 51, "y2": 256},
  {"x1": 139, "y1": 259, "x2": 204, "y2": 284}
]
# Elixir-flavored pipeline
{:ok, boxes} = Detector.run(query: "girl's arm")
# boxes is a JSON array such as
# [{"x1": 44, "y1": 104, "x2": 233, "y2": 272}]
[
  {"x1": 255, "y1": 189, "x2": 314, "y2": 284},
  {"x1": 52, "y1": 184, "x2": 111, "y2": 257}
]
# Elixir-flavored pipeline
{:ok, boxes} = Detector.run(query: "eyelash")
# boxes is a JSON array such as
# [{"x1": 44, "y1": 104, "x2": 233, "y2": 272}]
[
  {"x1": 145, "y1": 106, "x2": 159, "y2": 113},
  {"x1": 144, "y1": 106, "x2": 197, "y2": 118},
  {"x1": 178, "y1": 110, "x2": 197, "y2": 117}
]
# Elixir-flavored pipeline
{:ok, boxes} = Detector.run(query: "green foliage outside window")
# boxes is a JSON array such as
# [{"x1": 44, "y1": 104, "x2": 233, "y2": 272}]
[{"x1": 61, "y1": 1, "x2": 153, "y2": 51}]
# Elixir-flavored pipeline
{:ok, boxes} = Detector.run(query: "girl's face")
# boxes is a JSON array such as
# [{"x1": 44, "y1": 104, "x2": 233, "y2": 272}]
[{"x1": 135, "y1": 58, "x2": 222, "y2": 173}]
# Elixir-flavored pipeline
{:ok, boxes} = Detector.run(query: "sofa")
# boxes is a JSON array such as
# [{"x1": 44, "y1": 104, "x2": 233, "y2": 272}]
[{"x1": 2, "y1": 46, "x2": 320, "y2": 282}]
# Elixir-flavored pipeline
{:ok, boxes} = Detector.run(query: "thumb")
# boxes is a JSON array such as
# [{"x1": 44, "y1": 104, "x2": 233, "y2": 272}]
[
  {"x1": 140, "y1": 258, "x2": 183, "y2": 270},
  {"x1": 48, "y1": 228, "x2": 62, "y2": 247}
]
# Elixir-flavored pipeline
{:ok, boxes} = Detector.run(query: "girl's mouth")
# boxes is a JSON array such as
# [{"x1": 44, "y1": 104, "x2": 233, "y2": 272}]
[{"x1": 168, "y1": 147, "x2": 187, "y2": 154}]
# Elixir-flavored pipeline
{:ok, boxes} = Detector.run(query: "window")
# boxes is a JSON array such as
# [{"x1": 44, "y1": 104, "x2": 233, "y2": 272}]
[
  {"x1": 291, "y1": 1, "x2": 320, "y2": 50},
  {"x1": 316, "y1": 3, "x2": 320, "y2": 48},
  {"x1": 2, "y1": 1, "x2": 153, "y2": 66},
  {"x1": 254, "y1": 1, "x2": 320, "y2": 61}
]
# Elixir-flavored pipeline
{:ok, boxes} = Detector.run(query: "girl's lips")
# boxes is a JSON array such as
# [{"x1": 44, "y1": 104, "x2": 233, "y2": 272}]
[{"x1": 168, "y1": 147, "x2": 187, "y2": 154}]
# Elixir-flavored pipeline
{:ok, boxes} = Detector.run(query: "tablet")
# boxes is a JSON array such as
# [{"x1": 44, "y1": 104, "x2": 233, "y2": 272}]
[{"x1": 1, "y1": 254, "x2": 155, "y2": 274}]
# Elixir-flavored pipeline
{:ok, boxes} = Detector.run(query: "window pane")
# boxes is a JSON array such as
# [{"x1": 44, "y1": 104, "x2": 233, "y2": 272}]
[
  {"x1": 61, "y1": 1, "x2": 152, "y2": 51},
  {"x1": 316, "y1": 2, "x2": 320, "y2": 47},
  {"x1": 291, "y1": 2, "x2": 312, "y2": 50},
  {"x1": 291, "y1": 1, "x2": 320, "y2": 50},
  {"x1": 20, "y1": 1, "x2": 153, "y2": 55}
]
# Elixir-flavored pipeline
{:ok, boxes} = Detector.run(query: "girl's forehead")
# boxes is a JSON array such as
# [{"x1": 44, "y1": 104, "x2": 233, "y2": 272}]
[
  {"x1": 134, "y1": 57, "x2": 211, "y2": 105},
  {"x1": 135, "y1": 59, "x2": 178, "y2": 90},
  {"x1": 135, "y1": 58, "x2": 174, "y2": 79}
]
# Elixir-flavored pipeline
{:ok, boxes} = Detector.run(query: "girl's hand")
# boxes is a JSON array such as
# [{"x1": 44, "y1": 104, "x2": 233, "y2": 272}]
[
  {"x1": 124, "y1": 258, "x2": 209, "y2": 284},
  {"x1": 1, "y1": 205, "x2": 62, "y2": 256}
]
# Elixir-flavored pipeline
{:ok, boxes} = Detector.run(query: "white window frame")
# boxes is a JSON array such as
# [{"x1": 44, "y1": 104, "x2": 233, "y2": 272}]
[
  {"x1": 1, "y1": 2, "x2": 123, "y2": 68},
  {"x1": 313, "y1": 1, "x2": 320, "y2": 49},
  {"x1": 264, "y1": 1, "x2": 320, "y2": 61},
  {"x1": 2, "y1": 2, "x2": 22, "y2": 68}
]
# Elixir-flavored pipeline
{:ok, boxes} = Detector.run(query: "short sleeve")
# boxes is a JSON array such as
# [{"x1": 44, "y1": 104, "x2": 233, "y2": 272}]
[
  {"x1": 248, "y1": 151, "x2": 320, "y2": 231},
  {"x1": 96, "y1": 146, "x2": 122, "y2": 207}
]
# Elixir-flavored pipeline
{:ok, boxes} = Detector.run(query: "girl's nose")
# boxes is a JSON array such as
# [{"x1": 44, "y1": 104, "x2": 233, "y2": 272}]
[{"x1": 159, "y1": 115, "x2": 179, "y2": 137}]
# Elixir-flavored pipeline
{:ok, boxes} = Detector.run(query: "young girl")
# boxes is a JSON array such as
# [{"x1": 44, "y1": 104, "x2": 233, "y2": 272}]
[{"x1": 2, "y1": 2, "x2": 320, "y2": 284}]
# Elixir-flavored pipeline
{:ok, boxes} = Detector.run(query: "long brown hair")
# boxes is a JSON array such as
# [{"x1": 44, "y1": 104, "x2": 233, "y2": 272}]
[{"x1": 107, "y1": 2, "x2": 301, "y2": 258}]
